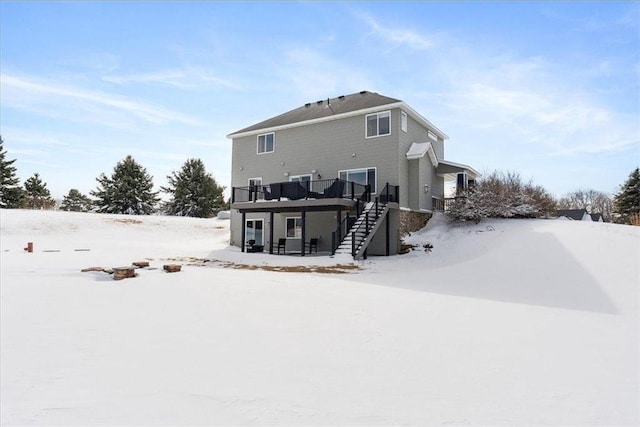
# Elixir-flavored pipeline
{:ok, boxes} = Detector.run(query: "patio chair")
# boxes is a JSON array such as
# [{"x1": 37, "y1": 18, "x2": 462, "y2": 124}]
[
  {"x1": 323, "y1": 179, "x2": 345, "y2": 198},
  {"x1": 277, "y1": 238, "x2": 287, "y2": 255},
  {"x1": 281, "y1": 181, "x2": 307, "y2": 200},
  {"x1": 305, "y1": 238, "x2": 319, "y2": 254}
]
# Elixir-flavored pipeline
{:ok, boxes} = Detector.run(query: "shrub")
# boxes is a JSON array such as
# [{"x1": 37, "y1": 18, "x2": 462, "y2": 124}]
[{"x1": 447, "y1": 170, "x2": 556, "y2": 222}]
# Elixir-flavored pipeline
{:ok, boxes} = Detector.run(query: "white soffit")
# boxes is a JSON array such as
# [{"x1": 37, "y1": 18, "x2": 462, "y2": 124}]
[{"x1": 406, "y1": 142, "x2": 438, "y2": 167}]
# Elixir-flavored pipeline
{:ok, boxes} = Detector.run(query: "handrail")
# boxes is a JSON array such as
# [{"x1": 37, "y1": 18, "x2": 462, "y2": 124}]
[{"x1": 232, "y1": 178, "x2": 369, "y2": 203}]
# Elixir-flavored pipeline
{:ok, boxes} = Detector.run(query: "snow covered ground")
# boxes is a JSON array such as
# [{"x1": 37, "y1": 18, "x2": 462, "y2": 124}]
[{"x1": 1, "y1": 209, "x2": 638, "y2": 426}]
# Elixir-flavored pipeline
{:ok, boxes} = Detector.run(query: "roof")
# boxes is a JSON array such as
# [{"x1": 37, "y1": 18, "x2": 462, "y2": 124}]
[
  {"x1": 590, "y1": 213, "x2": 604, "y2": 222},
  {"x1": 555, "y1": 209, "x2": 589, "y2": 220},
  {"x1": 406, "y1": 142, "x2": 438, "y2": 167},
  {"x1": 436, "y1": 160, "x2": 481, "y2": 180},
  {"x1": 227, "y1": 90, "x2": 448, "y2": 139}
]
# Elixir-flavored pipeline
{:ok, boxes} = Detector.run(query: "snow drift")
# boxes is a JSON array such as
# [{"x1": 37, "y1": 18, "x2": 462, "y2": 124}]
[{"x1": 1, "y1": 209, "x2": 638, "y2": 426}]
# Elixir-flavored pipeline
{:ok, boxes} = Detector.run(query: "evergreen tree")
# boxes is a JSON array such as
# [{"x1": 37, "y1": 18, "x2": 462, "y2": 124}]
[
  {"x1": 60, "y1": 188, "x2": 93, "y2": 212},
  {"x1": 0, "y1": 136, "x2": 25, "y2": 208},
  {"x1": 91, "y1": 155, "x2": 159, "y2": 215},
  {"x1": 24, "y1": 173, "x2": 56, "y2": 210},
  {"x1": 613, "y1": 167, "x2": 640, "y2": 224},
  {"x1": 162, "y1": 158, "x2": 226, "y2": 217}
]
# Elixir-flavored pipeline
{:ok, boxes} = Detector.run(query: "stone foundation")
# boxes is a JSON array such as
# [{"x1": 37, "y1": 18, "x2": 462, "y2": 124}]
[{"x1": 399, "y1": 210, "x2": 432, "y2": 236}]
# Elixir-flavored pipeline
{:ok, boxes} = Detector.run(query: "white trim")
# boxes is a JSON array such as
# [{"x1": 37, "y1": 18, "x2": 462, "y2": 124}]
[
  {"x1": 285, "y1": 216, "x2": 302, "y2": 239},
  {"x1": 406, "y1": 142, "x2": 439, "y2": 167},
  {"x1": 365, "y1": 110, "x2": 391, "y2": 139},
  {"x1": 338, "y1": 166, "x2": 377, "y2": 194},
  {"x1": 248, "y1": 177, "x2": 262, "y2": 186},
  {"x1": 244, "y1": 218, "x2": 264, "y2": 245},
  {"x1": 401, "y1": 111, "x2": 408, "y2": 132},
  {"x1": 289, "y1": 174, "x2": 312, "y2": 182},
  {"x1": 438, "y1": 159, "x2": 481, "y2": 178},
  {"x1": 256, "y1": 132, "x2": 275, "y2": 154},
  {"x1": 227, "y1": 101, "x2": 449, "y2": 141}
]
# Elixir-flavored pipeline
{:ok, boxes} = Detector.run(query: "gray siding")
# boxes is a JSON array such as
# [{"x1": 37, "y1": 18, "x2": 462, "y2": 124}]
[
  {"x1": 230, "y1": 211, "x2": 340, "y2": 253},
  {"x1": 230, "y1": 105, "x2": 448, "y2": 251},
  {"x1": 398, "y1": 109, "x2": 446, "y2": 209},
  {"x1": 232, "y1": 111, "x2": 400, "y2": 194}
]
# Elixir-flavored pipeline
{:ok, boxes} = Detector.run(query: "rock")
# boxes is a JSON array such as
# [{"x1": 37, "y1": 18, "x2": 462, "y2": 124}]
[
  {"x1": 163, "y1": 264, "x2": 182, "y2": 273},
  {"x1": 132, "y1": 261, "x2": 150, "y2": 268},
  {"x1": 113, "y1": 267, "x2": 136, "y2": 280}
]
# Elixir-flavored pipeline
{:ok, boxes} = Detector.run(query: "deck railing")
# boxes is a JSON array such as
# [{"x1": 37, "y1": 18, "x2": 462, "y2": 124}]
[
  {"x1": 432, "y1": 196, "x2": 465, "y2": 211},
  {"x1": 232, "y1": 178, "x2": 369, "y2": 204}
]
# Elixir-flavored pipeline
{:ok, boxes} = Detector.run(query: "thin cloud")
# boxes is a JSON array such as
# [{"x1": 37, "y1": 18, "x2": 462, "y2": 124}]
[
  {"x1": 279, "y1": 48, "x2": 375, "y2": 101},
  {"x1": 103, "y1": 67, "x2": 244, "y2": 91},
  {"x1": 358, "y1": 12, "x2": 435, "y2": 50},
  {"x1": 1, "y1": 73, "x2": 208, "y2": 127}
]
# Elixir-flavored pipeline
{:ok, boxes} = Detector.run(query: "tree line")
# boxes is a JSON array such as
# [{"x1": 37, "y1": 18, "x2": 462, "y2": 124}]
[
  {"x1": 446, "y1": 169, "x2": 639, "y2": 225},
  {"x1": 1, "y1": 135, "x2": 638, "y2": 223},
  {"x1": 0, "y1": 136, "x2": 227, "y2": 218}
]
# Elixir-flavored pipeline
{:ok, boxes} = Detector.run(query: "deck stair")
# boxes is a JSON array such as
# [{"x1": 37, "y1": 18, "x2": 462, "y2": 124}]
[{"x1": 335, "y1": 200, "x2": 389, "y2": 260}]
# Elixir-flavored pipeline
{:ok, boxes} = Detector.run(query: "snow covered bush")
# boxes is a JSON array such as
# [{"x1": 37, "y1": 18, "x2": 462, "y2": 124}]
[{"x1": 447, "y1": 171, "x2": 556, "y2": 222}]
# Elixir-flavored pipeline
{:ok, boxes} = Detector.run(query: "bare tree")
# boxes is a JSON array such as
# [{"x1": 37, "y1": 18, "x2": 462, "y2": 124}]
[{"x1": 557, "y1": 189, "x2": 613, "y2": 221}]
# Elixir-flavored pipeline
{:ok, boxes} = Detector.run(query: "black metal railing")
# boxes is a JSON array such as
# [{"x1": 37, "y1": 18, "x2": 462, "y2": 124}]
[
  {"x1": 379, "y1": 182, "x2": 399, "y2": 204},
  {"x1": 232, "y1": 178, "x2": 370, "y2": 203},
  {"x1": 432, "y1": 196, "x2": 464, "y2": 211},
  {"x1": 331, "y1": 213, "x2": 352, "y2": 255}
]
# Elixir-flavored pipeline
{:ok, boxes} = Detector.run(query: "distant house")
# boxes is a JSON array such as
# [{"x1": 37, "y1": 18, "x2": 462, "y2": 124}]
[
  {"x1": 227, "y1": 91, "x2": 478, "y2": 259},
  {"x1": 590, "y1": 213, "x2": 604, "y2": 222},
  {"x1": 555, "y1": 209, "x2": 592, "y2": 221}
]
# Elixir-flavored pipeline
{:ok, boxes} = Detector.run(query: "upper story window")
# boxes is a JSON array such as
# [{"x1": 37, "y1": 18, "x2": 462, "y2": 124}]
[
  {"x1": 257, "y1": 132, "x2": 275, "y2": 154},
  {"x1": 401, "y1": 111, "x2": 408, "y2": 132},
  {"x1": 366, "y1": 111, "x2": 391, "y2": 138}
]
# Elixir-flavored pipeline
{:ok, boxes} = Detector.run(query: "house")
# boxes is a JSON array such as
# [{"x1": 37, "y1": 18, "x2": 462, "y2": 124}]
[
  {"x1": 590, "y1": 213, "x2": 604, "y2": 222},
  {"x1": 228, "y1": 91, "x2": 479, "y2": 259},
  {"x1": 555, "y1": 209, "x2": 592, "y2": 221}
]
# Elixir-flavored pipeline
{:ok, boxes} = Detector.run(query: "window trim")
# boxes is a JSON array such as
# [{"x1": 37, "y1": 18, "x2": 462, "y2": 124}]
[
  {"x1": 248, "y1": 177, "x2": 263, "y2": 187},
  {"x1": 289, "y1": 174, "x2": 312, "y2": 183},
  {"x1": 338, "y1": 167, "x2": 378, "y2": 194},
  {"x1": 365, "y1": 111, "x2": 391, "y2": 139},
  {"x1": 245, "y1": 219, "x2": 264, "y2": 245},
  {"x1": 257, "y1": 132, "x2": 275, "y2": 154},
  {"x1": 401, "y1": 111, "x2": 408, "y2": 133},
  {"x1": 285, "y1": 217, "x2": 302, "y2": 239}
]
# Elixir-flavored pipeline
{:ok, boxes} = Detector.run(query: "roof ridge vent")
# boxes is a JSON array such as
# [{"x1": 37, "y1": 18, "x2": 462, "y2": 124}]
[
  {"x1": 359, "y1": 90, "x2": 367, "y2": 95},
  {"x1": 338, "y1": 95, "x2": 345, "y2": 100},
  {"x1": 316, "y1": 100, "x2": 323, "y2": 105},
  {"x1": 304, "y1": 103, "x2": 311, "y2": 108}
]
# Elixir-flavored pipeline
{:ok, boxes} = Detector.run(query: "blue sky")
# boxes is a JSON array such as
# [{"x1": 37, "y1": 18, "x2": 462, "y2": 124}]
[{"x1": 1, "y1": 1, "x2": 638, "y2": 200}]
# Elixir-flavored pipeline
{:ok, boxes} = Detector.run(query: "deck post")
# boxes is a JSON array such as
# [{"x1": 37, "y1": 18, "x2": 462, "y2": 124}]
[
  {"x1": 301, "y1": 210, "x2": 306, "y2": 256},
  {"x1": 331, "y1": 232, "x2": 336, "y2": 255},
  {"x1": 269, "y1": 211, "x2": 274, "y2": 254},
  {"x1": 385, "y1": 209, "x2": 390, "y2": 256},
  {"x1": 241, "y1": 212, "x2": 246, "y2": 253}
]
